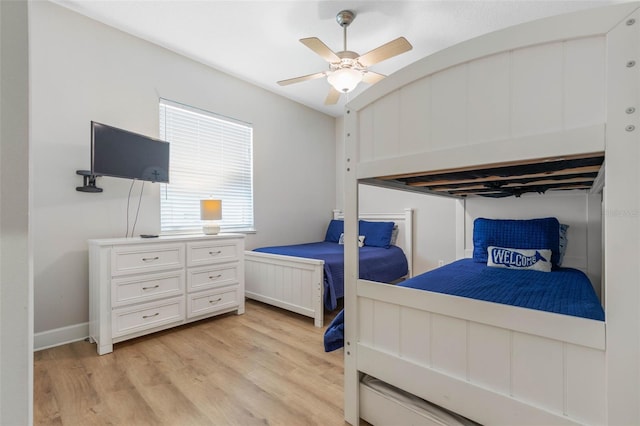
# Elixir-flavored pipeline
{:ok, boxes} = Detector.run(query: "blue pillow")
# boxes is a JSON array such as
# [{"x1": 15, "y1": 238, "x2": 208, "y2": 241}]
[
  {"x1": 324, "y1": 219, "x2": 344, "y2": 243},
  {"x1": 359, "y1": 220, "x2": 395, "y2": 248},
  {"x1": 558, "y1": 223, "x2": 569, "y2": 266},
  {"x1": 473, "y1": 217, "x2": 561, "y2": 265}
]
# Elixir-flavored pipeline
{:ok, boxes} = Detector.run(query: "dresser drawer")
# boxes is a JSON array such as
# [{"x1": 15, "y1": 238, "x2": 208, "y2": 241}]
[
  {"x1": 112, "y1": 271, "x2": 184, "y2": 307},
  {"x1": 187, "y1": 286, "x2": 239, "y2": 319},
  {"x1": 111, "y1": 243, "x2": 184, "y2": 276},
  {"x1": 187, "y1": 240, "x2": 240, "y2": 267},
  {"x1": 187, "y1": 264, "x2": 239, "y2": 292},
  {"x1": 112, "y1": 296, "x2": 184, "y2": 338}
]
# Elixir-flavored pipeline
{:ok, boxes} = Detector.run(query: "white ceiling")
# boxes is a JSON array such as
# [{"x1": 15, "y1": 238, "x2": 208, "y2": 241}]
[{"x1": 54, "y1": 0, "x2": 621, "y2": 117}]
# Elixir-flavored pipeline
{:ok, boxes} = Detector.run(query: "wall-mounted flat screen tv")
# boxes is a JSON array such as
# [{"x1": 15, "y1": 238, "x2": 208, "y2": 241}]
[{"x1": 91, "y1": 121, "x2": 170, "y2": 183}]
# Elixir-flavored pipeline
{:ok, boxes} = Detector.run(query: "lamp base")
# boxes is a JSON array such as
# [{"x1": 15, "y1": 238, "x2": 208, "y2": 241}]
[{"x1": 202, "y1": 224, "x2": 220, "y2": 235}]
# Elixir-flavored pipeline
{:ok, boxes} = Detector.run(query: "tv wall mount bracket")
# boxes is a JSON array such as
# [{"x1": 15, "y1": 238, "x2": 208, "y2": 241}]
[{"x1": 76, "y1": 170, "x2": 103, "y2": 193}]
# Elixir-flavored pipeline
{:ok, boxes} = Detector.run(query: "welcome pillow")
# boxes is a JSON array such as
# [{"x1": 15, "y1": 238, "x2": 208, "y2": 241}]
[{"x1": 487, "y1": 246, "x2": 552, "y2": 272}]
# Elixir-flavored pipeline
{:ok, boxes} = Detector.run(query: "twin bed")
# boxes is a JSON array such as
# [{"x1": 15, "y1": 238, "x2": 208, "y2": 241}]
[
  {"x1": 337, "y1": 3, "x2": 640, "y2": 426},
  {"x1": 324, "y1": 217, "x2": 605, "y2": 351},
  {"x1": 244, "y1": 209, "x2": 413, "y2": 327}
]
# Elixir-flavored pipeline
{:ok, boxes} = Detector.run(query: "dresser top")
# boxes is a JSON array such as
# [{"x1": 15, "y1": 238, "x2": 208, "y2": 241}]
[{"x1": 89, "y1": 233, "x2": 244, "y2": 247}]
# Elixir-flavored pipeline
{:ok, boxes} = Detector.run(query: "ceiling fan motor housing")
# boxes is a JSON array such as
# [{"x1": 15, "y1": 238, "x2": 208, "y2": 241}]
[
  {"x1": 336, "y1": 10, "x2": 355, "y2": 28},
  {"x1": 337, "y1": 51, "x2": 359, "y2": 60}
]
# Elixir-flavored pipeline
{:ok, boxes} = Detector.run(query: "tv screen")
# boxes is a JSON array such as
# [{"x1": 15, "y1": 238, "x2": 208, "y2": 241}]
[{"x1": 91, "y1": 121, "x2": 170, "y2": 183}]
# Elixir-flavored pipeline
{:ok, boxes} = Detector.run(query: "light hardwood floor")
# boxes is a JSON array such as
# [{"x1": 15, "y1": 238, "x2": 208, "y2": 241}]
[{"x1": 34, "y1": 299, "x2": 347, "y2": 426}]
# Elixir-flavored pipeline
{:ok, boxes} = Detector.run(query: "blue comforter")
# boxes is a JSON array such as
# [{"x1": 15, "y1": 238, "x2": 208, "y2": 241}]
[
  {"x1": 324, "y1": 258, "x2": 604, "y2": 351},
  {"x1": 402, "y1": 259, "x2": 604, "y2": 320},
  {"x1": 254, "y1": 241, "x2": 408, "y2": 311}
]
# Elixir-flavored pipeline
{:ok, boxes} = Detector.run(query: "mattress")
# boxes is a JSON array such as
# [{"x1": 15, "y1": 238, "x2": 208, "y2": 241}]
[
  {"x1": 399, "y1": 258, "x2": 604, "y2": 321},
  {"x1": 253, "y1": 241, "x2": 408, "y2": 311}
]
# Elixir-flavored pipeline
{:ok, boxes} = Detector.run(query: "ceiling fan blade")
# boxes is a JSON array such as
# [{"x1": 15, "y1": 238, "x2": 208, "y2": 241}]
[
  {"x1": 324, "y1": 87, "x2": 342, "y2": 105},
  {"x1": 277, "y1": 71, "x2": 326, "y2": 86},
  {"x1": 357, "y1": 37, "x2": 413, "y2": 67},
  {"x1": 362, "y1": 71, "x2": 385, "y2": 84},
  {"x1": 300, "y1": 37, "x2": 341, "y2": 63}
]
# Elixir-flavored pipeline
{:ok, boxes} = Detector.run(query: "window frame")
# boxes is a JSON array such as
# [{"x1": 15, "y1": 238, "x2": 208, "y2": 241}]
[{"x1": 159, "y1": 98, "x2": 254, "y2": 234}]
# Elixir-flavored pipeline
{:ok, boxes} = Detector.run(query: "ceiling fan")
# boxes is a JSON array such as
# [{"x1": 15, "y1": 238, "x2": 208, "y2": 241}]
[{"x1": 277, "y1": 10, "x2": 413, "y2": 105}]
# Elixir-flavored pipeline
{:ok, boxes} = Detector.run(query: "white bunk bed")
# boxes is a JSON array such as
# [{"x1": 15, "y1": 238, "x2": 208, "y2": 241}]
[
  {"x1": 342, "y1": 3, "x2": 640, "y2": 426},
  {"x1": 244, "y1": 209, "x2": 413, "y2": 327}
]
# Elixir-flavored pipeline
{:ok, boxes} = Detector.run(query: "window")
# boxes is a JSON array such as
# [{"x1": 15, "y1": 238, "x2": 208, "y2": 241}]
[{"x1": 159, "y1": 99, "x2": 254, "y2": 233}]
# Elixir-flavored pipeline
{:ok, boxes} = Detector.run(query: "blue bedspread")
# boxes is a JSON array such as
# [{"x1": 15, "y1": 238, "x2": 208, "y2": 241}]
[
  {"x1": 400, "y1": 259, "x2": 604, "y2": 320},
  {"x1": 254, "y1": 242, "x2": 408, "y2": 311},
  {"x1": 324, "y1": 258, "x2": 604, "y2": 352}
]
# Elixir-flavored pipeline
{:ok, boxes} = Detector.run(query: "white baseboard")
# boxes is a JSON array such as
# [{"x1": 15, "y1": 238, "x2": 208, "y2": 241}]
[{"x1": 34, "y1": 322, "x2": 89, "y2": 352}]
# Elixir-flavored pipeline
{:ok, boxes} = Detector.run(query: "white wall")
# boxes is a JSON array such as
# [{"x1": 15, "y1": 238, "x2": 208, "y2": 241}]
[
  {"x1": 1, "y1": 0, "x2": 32, "y2": 423},
  {"x1": 359, "y1": 185, "x2": 458, "y2": 275},
  {"x1": 30, "y1": 2, "x2": 335, "y2": 339}
]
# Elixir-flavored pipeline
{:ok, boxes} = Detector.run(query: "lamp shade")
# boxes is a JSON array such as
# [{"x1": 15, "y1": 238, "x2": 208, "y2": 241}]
[
  {"x1": 327, "y1": 68, "x2": 363, "y2": 93},
  {"x1": 200, "y1": 199, "x2": 222, "y2": 221}
]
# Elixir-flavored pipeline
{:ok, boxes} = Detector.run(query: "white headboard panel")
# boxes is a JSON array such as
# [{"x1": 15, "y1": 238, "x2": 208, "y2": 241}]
[
  {"x1": 334, "y1": 208, "x2": 414, "y2": 278},
  {"x1": 457, "y1": 191, "x2": 602, "y2": 298}
]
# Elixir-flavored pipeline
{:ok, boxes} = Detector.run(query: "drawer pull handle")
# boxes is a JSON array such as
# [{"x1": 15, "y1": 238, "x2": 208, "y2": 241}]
[
  {"x1": 209, "y1": 250, "x2": 222, "y2": 256},
  {"x1": 209, "y1": 274, "x2": 222, "y2": 280},
  {"x1": 143, "y1": 312, "x2": 160, "y2": 319},
  {"x1": 142, "y1": 284, "x2": 160, "y2": 290},
  {"x1": 142, "y1": 256, "x2": 159, "y2": 262},
  {"x1": 209, "y1": 298, "x2": 223, "y2": 304}
]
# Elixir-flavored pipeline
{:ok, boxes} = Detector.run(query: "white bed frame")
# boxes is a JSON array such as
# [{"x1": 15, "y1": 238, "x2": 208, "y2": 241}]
[
  {"x1": 343, "y1": 3, "x2": 640, "y2": 425},
  {"x1": 244, "y1": 209, "x2": 413, "y2": 327}
]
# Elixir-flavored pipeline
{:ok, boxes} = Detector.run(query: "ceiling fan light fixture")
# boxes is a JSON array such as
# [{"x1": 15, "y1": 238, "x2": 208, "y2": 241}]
[
  {"x1": 327, "y1": 68, "x2": 363, "y2": 93},
  {"x1": 277, "y1": 9, "x2": 412, "y2": 105}
]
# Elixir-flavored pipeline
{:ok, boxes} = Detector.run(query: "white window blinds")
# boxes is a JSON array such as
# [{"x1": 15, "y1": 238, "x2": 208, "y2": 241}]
[{"x1": 159, "y1": 99, "x2": 254, "y2": 233}]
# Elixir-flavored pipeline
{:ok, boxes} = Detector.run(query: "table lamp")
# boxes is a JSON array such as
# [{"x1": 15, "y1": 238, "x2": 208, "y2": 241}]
[{"x1": 200, "y1": 199, "x2": 222, "y2": 235}]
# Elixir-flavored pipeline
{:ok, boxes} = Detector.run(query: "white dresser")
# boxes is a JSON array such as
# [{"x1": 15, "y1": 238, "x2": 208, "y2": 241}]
[{"x1": 88, "y1": 234, "x2": 245, "y2": 355}]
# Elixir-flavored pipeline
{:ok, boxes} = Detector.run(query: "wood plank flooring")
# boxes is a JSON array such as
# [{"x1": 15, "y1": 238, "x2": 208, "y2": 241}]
[{"x1": 34, "y1": 300, "x2": 347, "y2": 426}]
